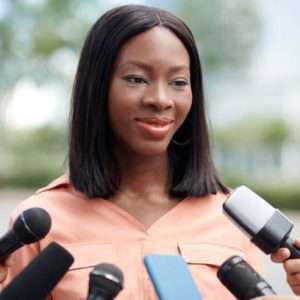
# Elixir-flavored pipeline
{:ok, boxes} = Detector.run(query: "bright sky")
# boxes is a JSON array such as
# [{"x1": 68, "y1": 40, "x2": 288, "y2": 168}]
[
  {"x1": 4, "y1": 79, "x2": 64, "y2": 128},
  {"x1": 210, "y1": 0, "x2": 300, "y2": 128},
  {"x1": 251, "y1": 0, "x2": 300, "y2": 80}
]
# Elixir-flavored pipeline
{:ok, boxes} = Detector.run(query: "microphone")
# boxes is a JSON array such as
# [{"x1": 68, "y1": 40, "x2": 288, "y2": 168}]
[
  {"x1": 217, "y1": 255, "x2": 276, "y2": 299},
  {"x1": 0, "y1": 207, "x2": 51, "y2": 259},
  {"x1": 87, "y1": 263, "x2": 124, "y2": 300},
  {"x1": 0, "y1": 242, "x2": 74, "y2": 300},
  {"x1": 223, "y1": 186, "x2": 300, "y2": 258}
]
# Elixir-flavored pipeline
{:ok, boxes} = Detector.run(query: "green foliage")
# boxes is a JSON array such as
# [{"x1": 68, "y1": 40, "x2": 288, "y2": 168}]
[
  {"x1": 32, "y1": 30, "x2": 66, "y2": 56},
  {"x1": 214, "y1": 116, "x2": 300, "y2": 210},
  {"x1": 214, "y1": 116, "x2": 292, "y2": 148},
  {"x1": 223, "y1": 174, "x2": 300, "y2": 210},
  {"x1": 260, "y1": 119, "x2": 291, "y2": 147},
  {"x1": 0, "y1": 0, "x2": 104, "y2": 92},
  {"x1": 256, "y1": 185, "x2": 300, "y2": 210},
  {"x1": 0, "y1": 125, "x2": 67, "y2": 189},
  {"x1": 176, "y1": 0, "x2": 261, "y2": 72}
]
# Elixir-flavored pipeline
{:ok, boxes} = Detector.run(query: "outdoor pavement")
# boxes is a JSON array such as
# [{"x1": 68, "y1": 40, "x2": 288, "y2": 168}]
[{"x1": 1, "y1": 189, "x2": 299, "y2": 295}]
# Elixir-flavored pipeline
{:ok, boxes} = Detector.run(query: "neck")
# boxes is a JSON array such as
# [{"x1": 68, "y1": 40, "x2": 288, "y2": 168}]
[{"x1": 116, "y1": 151, "x2": 169, "y2": 198}]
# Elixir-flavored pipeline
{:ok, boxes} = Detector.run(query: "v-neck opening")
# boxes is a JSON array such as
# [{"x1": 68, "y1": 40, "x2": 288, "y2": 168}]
[{"x1": 99, "y1": 196, "x2": 191, "y2": 233}]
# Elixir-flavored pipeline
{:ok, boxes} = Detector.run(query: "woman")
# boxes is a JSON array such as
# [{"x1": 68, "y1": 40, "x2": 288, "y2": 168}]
[{"x1": 0, "y1": 4, "x2": 297, "y2": 300}]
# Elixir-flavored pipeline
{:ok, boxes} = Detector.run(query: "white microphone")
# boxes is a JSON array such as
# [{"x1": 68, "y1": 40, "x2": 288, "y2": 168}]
[{"x1": 223, "y1": 186, "x2": 300, "y2": 257}]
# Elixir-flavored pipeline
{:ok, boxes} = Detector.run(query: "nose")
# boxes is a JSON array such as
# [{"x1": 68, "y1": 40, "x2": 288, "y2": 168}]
[{"x1": 141, "y1": 81, "x2": 173, "y2": 111}]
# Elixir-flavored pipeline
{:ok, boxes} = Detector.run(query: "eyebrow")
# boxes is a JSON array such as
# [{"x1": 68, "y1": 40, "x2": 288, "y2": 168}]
[{"x1": 119, "y1": 60, "x2": 190, "y2": 73}]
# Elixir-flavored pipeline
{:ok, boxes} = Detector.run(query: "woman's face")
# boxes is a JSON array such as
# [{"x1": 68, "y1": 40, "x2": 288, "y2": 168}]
[{"x1": 108, "y1": 26, "x2": 192, "y2": 157}]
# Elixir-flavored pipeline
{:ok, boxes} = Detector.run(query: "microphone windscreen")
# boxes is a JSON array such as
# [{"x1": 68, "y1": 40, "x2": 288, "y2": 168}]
[
  {"x1": 13, "y1": 207, "x2": 51, "y2": 244},
  {"x1": 217, "y1": 255, "x2": 275, "y2": 300},
  {"x1": 0, "y1": 242, "x2": 74, "y2": 300}
]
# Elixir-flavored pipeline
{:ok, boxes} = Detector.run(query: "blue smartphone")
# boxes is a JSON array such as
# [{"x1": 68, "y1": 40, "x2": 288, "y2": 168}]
[{"x1": 144, "y1": 254, "x2": 202, "y2": 300}]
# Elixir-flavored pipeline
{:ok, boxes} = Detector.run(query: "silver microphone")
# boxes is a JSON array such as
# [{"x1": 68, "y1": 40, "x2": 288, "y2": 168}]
[{"x1": 223, "y1": 186, "x2": 300, "y2": 257}]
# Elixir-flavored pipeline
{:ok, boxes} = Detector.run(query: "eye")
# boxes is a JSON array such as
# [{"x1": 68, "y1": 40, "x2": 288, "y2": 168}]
[
  {"x1": 123, "y1": 75, "x2": 147, "y2": 84},
  {"x1": 171, "y1": 79, "x2": 189, "y2": 89}
]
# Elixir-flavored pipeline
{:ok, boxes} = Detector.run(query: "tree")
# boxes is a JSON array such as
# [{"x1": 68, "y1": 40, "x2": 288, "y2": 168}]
[
  {"x1": 0, "y1": 0, "x2": 108, "y2": 96},
  {"x1": 214, "y1": 116, "x2": 292, "y2": 179},
  {"x1": 176, "y1": 0, "x2": 260, "y2": 73},
  {"x1": 0, "y1": 0, "x2": 261, "y2": 95}
]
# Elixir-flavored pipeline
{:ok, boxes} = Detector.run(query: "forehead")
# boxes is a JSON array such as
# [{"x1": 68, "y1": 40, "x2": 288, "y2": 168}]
[{"x1": 114, "y1": 26, "x2": 190, "y2": 69}]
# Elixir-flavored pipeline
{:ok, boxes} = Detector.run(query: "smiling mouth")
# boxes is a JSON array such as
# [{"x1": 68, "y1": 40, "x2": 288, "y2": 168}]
[
  {"x1": 135, "y1": 118, "x2": 174, "y2": 126},
  {"x1": 135, "y1": 118, "x2": 174, "y2": 139}
]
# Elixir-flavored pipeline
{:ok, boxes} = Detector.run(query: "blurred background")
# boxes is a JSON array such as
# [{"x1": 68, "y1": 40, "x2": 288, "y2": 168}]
[{"x1": 0, "y1": 0, "x2": 299, "y2": 295}]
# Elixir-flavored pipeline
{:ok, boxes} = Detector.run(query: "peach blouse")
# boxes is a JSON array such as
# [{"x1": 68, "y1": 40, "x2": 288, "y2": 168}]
[{"x1": 0, "y1": 175, "x2": 263, "y2": 299}]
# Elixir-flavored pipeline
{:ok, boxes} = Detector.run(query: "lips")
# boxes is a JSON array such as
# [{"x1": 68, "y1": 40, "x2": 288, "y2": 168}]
[
  {"x1": 135, "y1": 117, "x2": 173, "y2": 126},
  {"x1": 135, "y1": 117, "x2": 174, "y2": 139}
]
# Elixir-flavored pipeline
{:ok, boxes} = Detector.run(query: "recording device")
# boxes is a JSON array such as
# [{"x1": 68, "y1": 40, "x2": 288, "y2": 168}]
[
  {"x1": 0, "y1": 207, "x2": 51, "y2": 259},
  {"x1": 87, "y1": 263, "x2": 124, "y2": 300},
  {"x1": 0, "y1": 242, "x2": 74, "y2": 300},
  {"x1": 223, "y1": 186, "x2": 300, "y2": 258},
  {"x1": 217, "y1": 255, "x2": 276, "y2": 299},
  {"x1": 144, "y1": 254, "x2": 202, "y2": 300}
]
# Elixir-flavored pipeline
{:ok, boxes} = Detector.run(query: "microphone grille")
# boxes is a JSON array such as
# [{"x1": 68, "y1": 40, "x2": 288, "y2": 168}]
[
  {"x1": 13, "y1": 207, "x2": 52, "y2": 244},
  {"x1": 217, "y1": 255, "x2": 268, "y2": 300},
  {"x1": 89, "y1": 263, "x2": 124, "y2": 298}
]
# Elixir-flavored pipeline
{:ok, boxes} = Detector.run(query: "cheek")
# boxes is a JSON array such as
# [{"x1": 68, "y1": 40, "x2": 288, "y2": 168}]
[
  {"x1": 109, "y1": 81, "x2": 130, "y2": 120},
  {"x1": 108, "y1": 84, "x2": 139, "y2": 141},
  {"x1": 177, "y1": 90, "x2": 193, "y2": 122}
]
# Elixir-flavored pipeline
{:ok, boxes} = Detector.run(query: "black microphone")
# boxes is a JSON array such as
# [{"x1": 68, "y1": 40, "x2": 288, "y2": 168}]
[
  {"x1": 0, "y1": 242, "x2": 74, "y2": 300},
  {"x1": 217, "y1": 255, "x2": 276, "y2": 300},
  {"x1": 87, "y1": 263, "x2": 124, "y2": 300},
  {"x1": 223, "y1": 186, "x2": 300, "y2": 258},
  {"x1": 0, "y1": 207, "x2": 51, "y2": 259}
]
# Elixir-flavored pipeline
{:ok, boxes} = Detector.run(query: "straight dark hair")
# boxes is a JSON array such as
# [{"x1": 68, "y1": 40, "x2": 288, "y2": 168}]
[{"x1": 69, "y1": 4, "x2": 229, "y2": 199}]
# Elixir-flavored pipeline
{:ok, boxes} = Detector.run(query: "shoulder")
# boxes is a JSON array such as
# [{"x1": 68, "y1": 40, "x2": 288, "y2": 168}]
[
  {"x1": 186, "y1": 191, "x2": 228, "y2": 213},
  {"x1": 10, "y1": 174, "x2": 88, "y2": 221},
  {"x1": 180, "y1": 192, "x2": 263, "y2": 268},
  {"x1": 190, "y1": 192, "x2": 259, "y2": 248}
]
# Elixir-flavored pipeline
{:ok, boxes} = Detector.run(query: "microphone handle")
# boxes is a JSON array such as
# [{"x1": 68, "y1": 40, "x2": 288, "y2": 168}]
[
  {"x1": 282, "y1": 237, "x2": 300, "y2": 259},
  {"x1": 254, "y1": 281, "x2": 276, "y2": 298},
  {"x1": 260, "y1": 287, "x2": 276, "y2": 296},
  {"x1": 0, "y1": 231, "x2": 22, "y2": 258}
]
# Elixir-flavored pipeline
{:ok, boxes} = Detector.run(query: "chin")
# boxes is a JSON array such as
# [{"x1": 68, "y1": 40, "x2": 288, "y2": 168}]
[{"x1": 132, "y1": 141, "x2": 170, "y2": 157}]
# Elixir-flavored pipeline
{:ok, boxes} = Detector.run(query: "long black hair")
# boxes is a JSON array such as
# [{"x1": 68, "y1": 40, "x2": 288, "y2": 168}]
[{"x1": 69, "y1": 4, "x2": 229, "y2": 198}]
